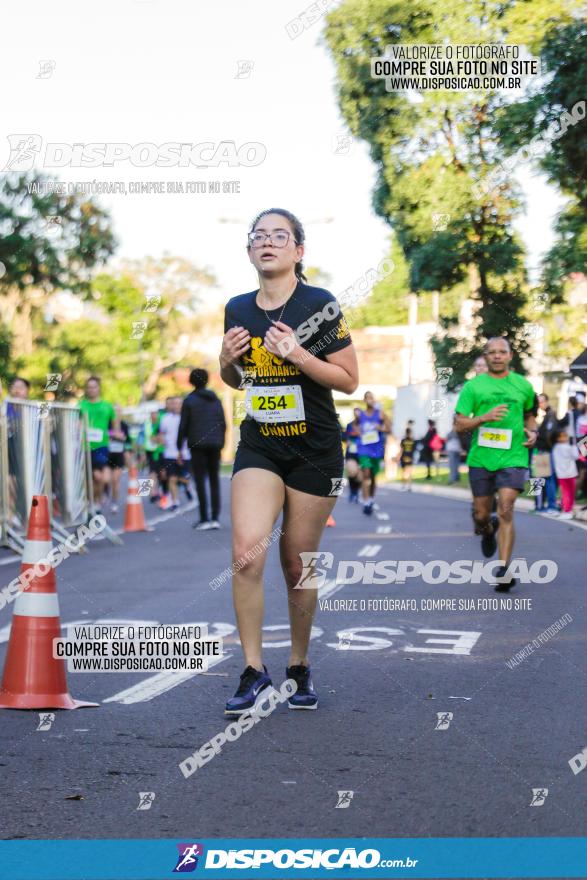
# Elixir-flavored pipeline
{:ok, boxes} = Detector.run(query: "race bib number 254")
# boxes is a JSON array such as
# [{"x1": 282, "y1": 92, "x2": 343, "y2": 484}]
[{"x1": 245, "y1": 385, "x2": 305, "y2": 423}]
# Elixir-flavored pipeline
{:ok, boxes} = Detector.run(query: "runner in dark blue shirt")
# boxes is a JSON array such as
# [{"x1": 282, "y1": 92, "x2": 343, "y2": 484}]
[{"x1": 356, "y1": 391, "x2": 390, "y2": 516}]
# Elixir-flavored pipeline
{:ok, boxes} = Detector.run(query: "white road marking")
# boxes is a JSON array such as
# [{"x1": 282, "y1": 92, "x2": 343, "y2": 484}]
[
  {"x1": 327, "y1": 627, "x2": 482, "y2": 655},
  {"x1": 104, "y1": 652, "x2": 229, "y2": 705},
  {"x1": 0, "y1": 554, "x2": 21, "y2": 568},
  {"x1": 357, "y1": 544, "x2": 382, "y2": 557},
  {"x1": 404, "y1": 629, "x2": 481, "y2": 655},
  {"x1": 375, "y1": 512, "x2": 389, "y2": 520},
  {"x1": 376, "y1": 526, "x2": 392, "y2": 534}
]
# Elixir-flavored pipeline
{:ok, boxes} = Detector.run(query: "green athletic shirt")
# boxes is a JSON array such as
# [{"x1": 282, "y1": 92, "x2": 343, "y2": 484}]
[
  {"x1": 455, "y1": 371, "x2": 535, "y2": 470},
  {"x1": 79, "y1": 399, "x2": 116, "y2": 450},
  {"x1": 144, "y1": 413, "x2": 164, "y2": 460}
]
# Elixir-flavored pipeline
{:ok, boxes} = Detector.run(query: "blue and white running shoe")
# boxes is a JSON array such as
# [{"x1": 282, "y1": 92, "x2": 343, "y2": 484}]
[
  {"x1": 225, "y1": 665, "x2": 272, "y2": 715},
  {"x1": 286, "y1": 665, "x2": 318, "y2": 710}
]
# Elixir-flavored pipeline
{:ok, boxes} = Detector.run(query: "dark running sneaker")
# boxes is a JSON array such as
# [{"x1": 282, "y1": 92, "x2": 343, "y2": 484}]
[
  {"x1": 480, "y1": 513, "x2": 499, "y2": 558},
  {"x1": 286, "y1": 665, "x2": 318, "y2": 710},
  {"x1": 225, "y1": 665, "x2": 271, "y2": 715},
  {"x1": 493, "y1": 564, "x2": 516, "y2": 593}
]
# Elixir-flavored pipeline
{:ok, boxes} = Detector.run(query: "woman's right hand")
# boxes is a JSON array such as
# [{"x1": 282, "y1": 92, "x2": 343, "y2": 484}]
[{"x1": 220, "y1": 326, "x2": 251, "y2": 368}]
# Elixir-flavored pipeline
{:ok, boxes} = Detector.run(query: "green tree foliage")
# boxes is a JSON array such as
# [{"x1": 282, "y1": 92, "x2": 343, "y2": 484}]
[
  {"x1": 493, "y1": 20, "x2": 587, "y2": 297},
  {"x1": 23, "y1": 274, "x2": 159, "y2": 403},
  {"x1": 323, "y1": 0, "x2": 582, "y2": 380},
  {"x1": 350, "y1": 236, "x2": 410, "y2": 326},
  {"x1": 20, "y1": 257, "x2": 218, "y2": 404},
  {"x1": 119, "y1": 255, "x2": 216, "y2": 397},
  {"x1": 0, "y1": 172, "x2": 116, "y2": 366}
]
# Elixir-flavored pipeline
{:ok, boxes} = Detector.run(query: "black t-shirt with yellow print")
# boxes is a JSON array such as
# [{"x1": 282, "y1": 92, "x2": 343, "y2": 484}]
[{"x1": 224, "y1": 281, "x2": 352, "y2": 459}]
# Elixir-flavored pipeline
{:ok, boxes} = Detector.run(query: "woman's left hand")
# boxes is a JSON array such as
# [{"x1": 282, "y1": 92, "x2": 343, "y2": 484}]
[{"x1": 264, "y1": 320, "x2": 299, "y2": 362}]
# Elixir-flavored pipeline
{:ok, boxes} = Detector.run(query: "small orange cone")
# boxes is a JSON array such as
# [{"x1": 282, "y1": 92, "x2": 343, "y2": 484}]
[
  {"x1": 0, "y1": 496, "x2": 99, "y2": 710},
  {"x1": 326, "y1": 514, "x2": 336, "y2": 527},
  {"x1": 158, "y1": 493, "x2": 171, "y2": 510},
  {"x1": 123, "y1": 466, "x2": 151, "y2": 532}
]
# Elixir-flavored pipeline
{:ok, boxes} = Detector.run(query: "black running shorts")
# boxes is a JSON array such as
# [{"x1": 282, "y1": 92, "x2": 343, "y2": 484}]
[
  {"x1": 468, "y1": 466, "x2": 528, "y2": 497},
  {"x1": 232, "y1": 442, "x2": 344, "y2": 498}
]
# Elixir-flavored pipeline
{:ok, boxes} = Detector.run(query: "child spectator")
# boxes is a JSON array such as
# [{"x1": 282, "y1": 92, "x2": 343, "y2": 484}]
[{"x1": 551, "y1": 428, "x2": 580, "y2": 520}]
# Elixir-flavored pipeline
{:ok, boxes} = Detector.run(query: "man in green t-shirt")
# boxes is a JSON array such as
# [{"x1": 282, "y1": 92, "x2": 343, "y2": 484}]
[
  {"x1": 455, "y1": 338, "x2": 538, "y2": 591},
  {"x1": 79, "y1": 376, "x2": 116, "y2": 512},
  {"x1": 143, "y1": 409, "x2": 165, "y2": 502}
]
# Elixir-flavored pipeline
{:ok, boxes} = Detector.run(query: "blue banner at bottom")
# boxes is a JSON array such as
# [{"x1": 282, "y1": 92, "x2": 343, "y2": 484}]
[{"x1": 0, "y1": 837, "x2": 585, "y2": 879}]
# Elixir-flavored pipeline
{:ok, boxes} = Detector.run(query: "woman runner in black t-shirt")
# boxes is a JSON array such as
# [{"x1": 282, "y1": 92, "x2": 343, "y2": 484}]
[{"x1": 219, "y1": 208, "x2": 358, "y2": 714}]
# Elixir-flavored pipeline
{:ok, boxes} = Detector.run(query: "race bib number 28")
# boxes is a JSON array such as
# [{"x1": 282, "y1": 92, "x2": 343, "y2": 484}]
[
  {"x1": 478, "y1": 427, "x2": 512, "y2": 449},
  {"x1": 245, "y1": 385, "x2": 305, "y2": 423}
]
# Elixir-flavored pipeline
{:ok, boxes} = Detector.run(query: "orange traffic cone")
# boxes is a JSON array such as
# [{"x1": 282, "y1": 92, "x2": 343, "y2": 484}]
[
  {"x1": 0, "y1": 496, "x2": 99, "y2": 710},
  {"x1": 123, "y1": 466, "x2": 151, "y2": 532},
  {"x1": 326, "y1": 514, "x2": 336, "y2": 527}
]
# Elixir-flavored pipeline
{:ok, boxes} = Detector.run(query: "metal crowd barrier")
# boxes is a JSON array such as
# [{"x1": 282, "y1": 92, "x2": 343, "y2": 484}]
[{"x1": 0, "y1": 399, "x2": 121, "y2": 555}]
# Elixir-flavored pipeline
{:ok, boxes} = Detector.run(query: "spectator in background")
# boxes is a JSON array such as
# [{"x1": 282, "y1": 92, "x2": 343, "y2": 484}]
[
  {"x1": 551, "y1": 427, "x2": 580, "y2": 520},
  {"x1": 384, "y1": 431, "x2": 400, "y2": 481},
  {"x1": 445, "y1": 417, "x2": 463, "y2": 484},
  {"x1": 397, "y1": 426, "x2": 416, "y2": 491},
  {"x1": 575, "y1": 395, "x2": 587, "y2": 501},
  {"x1": 6, "y1": 376, "x2": 31, "y2": 440},
  {"x1": 8, "y1": 377, "x2": 30, "y2": 400},
  {"x1": 177, "y1": 368, "x2": 226, "y2": 530},
  {"x1": 559, "y1": 396, "x2": 580, "y2": 443},
  {"x1": 473, "y1": 355, "x2": 489, "y2": 375},
  {"x1": 430, "y1": 429, "x2": 444, "y2": 478},
  {"x1": 6, "y1": 378, "x2": 31, "y2": 513},
  {"x1": 419, "y1": 420, "x2": 438, "y2": 480},
  {"x1": 533, "y1": 393, "x2": 558, "y2": 515}
]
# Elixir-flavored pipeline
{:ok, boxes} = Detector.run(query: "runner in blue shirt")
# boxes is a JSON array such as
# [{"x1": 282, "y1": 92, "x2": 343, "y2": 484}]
[{"x1": 356, "y1": 391, "x2": 390, "y2": 516}]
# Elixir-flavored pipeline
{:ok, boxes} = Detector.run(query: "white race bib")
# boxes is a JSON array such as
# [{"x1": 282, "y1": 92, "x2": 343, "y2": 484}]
[
  {"x1": 87, "y1": 427, "x2": 104, "y2": 444},
  {"x1": 245, "y1": 385, "x2": 305, "y2": 423},
  {"x1": 109, "y1": 440, "x2": 124, "y2": 453},
  {"x1": 361, "y1": 430, "x2": 379, "y2": 445},
  {"x1": 478, "y1": 427, "x2": 512, "y2": 449}
]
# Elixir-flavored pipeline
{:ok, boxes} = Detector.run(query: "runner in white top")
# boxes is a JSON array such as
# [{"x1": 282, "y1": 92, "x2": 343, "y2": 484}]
[{"x1": 158, "y1": 397, "x2": 191, "y2": 511}]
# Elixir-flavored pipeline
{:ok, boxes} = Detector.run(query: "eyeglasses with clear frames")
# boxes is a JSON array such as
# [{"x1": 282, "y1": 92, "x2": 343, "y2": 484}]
[{"x1": 247, "y1": 230, "x2": 297, "y2": 248}]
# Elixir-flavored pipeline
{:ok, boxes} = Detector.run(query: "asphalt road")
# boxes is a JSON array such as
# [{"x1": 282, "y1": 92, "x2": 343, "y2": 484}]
[{"x1": 1, "y1": 476, "x2": 586, "y2": 851}]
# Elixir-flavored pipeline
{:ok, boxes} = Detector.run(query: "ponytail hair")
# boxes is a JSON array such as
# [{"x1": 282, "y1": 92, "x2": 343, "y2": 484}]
[{"x1": 248, "y1": 207, "x2": 307, "y2": 283}]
